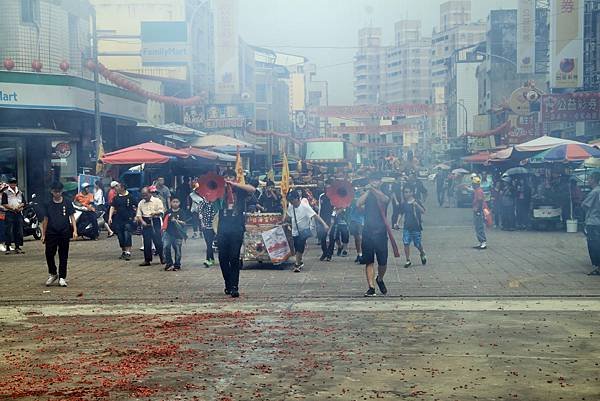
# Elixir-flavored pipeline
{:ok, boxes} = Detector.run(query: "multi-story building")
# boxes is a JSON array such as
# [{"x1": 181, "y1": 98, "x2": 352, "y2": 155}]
[
  {"x1": 384, "y1": 20, "x2": 431, "y2": 104},
  {"x1": 430, "y1": 1, "x2": 486, "y2": 145},
  {"x1": 353, "y1": 27, "x2": 383, "y2": 105},
  {"x1": 446, "y1": 44, "x2": 485, "y2": 140},
  {"x1": 92, "y1": 0, "x2": 214, "y2": 97},
  {"x1": 0, "y1": 0, "x2": 146, "y2": 199}
]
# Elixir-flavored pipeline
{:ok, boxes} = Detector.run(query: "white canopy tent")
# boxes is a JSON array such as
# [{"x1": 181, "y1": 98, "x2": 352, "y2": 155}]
[{"x1": 514, "y1": 135, "x2": 584, "y2": 152}]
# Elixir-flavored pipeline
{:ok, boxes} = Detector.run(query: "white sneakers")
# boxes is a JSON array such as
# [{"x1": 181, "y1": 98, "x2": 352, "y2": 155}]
[
  {"x1": 45, "y1": 275, "x2": 67, "y2": 287},
  {"x1": 45, "y1": 275, "x2": 58, "y2": 286}
]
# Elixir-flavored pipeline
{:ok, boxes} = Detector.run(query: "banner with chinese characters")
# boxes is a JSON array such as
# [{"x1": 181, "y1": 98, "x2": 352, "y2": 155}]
[
  {"x1": 517, "y1": 0, "x2": 536, "y2": 74},
  {"x1": 550, "y1": 0, "x2": 584, "y2": 88},
  {"x1": 541, "y1": 93, "x2": 600, "y2": 122}
]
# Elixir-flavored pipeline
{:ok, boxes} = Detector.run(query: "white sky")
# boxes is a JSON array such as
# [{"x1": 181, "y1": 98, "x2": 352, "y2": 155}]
[{"x1": 238, "y1": 0, "x2": 517, "y2": 105}]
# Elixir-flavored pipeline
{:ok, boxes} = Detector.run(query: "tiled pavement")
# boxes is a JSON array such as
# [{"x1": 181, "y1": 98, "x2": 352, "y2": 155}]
[{"x1": 0, "y1": 197, "x2": 595, "y2": 304}]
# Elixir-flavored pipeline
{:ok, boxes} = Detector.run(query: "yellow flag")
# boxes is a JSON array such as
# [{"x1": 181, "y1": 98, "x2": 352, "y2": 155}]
[
  {"x1": 281, "y1": 153, "x2": 290, "y2": 211},
  {"x1": 235, "y1": 147, "x2": 245, "y2": 185},
  {"x1": 267, "y1": 169, "x2": 275, "y2": 182},
  {"x1": 95, "y1": 140, "x2": 104, "y2": 175}
]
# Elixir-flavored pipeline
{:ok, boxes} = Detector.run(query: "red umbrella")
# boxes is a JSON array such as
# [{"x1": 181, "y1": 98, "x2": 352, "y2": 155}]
[
  {"x1": 101, "y1": 148, "x2": 170, "y2": 165},
  {"x1": 103, "y1": 141, "x2": 189, "y2": 158}
]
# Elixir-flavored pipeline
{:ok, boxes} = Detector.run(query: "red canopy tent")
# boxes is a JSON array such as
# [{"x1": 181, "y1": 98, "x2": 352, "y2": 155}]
[
  {"x1": 102, "y1": 141, "x2": 189, "y2": 158},
  {"x1": 101, "y1": 148, "x2": 170, "y2": 165}
]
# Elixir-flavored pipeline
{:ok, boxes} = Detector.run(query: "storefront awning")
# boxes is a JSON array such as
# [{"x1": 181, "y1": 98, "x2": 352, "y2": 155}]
[{"x1": 0, "y1": 127, "x2": 70, "y2": 136}]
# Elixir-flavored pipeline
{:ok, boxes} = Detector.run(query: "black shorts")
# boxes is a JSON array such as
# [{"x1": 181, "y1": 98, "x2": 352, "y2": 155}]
[
  {"x1": 349, "y1": 221, "x2": 363, "y2": 236},
  {"x1": 293, "y1": 235, "x2": 308, "y2": 254},
  {"x1": 361, "y1": 231, "x2": 388, "y2": 266}
]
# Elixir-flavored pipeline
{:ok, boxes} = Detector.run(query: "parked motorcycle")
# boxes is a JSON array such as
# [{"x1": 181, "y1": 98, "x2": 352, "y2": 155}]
[
  {"x1": 73, "y1": 203, "x2": 103, "y2": 240},
  {"x1": 22, "y1": 193, "x2": 41, "y2": 240}
]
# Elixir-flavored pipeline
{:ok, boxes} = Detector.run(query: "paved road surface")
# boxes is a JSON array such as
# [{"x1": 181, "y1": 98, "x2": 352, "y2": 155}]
[{"x1": 0, "y1": 188, "x2": 598, "y2": 400}]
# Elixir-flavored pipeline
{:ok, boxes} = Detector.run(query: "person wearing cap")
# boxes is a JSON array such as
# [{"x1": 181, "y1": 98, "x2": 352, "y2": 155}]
[
  {"x1": 215, "y1": 169, "x2": 257, "y2": 297},
  {"x1": 42, "y1": 181, "x2": 78, "y2": 287},
  {"x1": 472, "y1": 176, "x2": 487, "y2": 250},
  {"x1": 1, "y1": 177, "x2": 26, "y2": 254},
  {"x1": 107, "y1": 181, "x2": 119, "y2": 206},
  {"x1": 74, "y1": 182, "x2": 99, "y2": 239}
]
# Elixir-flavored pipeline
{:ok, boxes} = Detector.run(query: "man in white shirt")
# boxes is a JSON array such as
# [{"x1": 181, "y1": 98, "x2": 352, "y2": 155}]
[
  {"x1": 283, "y1": 190, "x2": 329, "y2": 272},
  {"x1": 136, "y1": 186, "x2": 164, "y2": 266}
]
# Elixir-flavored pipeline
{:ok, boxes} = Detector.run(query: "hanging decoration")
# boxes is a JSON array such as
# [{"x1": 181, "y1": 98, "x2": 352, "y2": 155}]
[
  {"x1": 31, "y1": 60, "x2": 42, "y2": 72},
  {"x1": 59, "y1": 60, "x2": 70, "y2": 72},
  {"x1": 3, "y1": 58, "x2": 15, "y2": 70},
  {"x1": 84, "y1": 60, "x2": 207, "y2": 106}
]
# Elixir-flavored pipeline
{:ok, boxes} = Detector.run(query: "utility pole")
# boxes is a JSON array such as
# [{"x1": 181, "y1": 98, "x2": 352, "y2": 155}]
[{"x1": 91, "y1": 7, "x2": 102, "y2": 165}]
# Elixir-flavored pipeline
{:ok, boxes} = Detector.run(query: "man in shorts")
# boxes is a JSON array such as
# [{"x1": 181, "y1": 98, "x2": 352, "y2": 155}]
[
  {"x1": 399, "y1": 186, "x2": 427, "y2": 268},
  {"x1": 357, "y1": 173, "x2": 390, "y2": 296}
]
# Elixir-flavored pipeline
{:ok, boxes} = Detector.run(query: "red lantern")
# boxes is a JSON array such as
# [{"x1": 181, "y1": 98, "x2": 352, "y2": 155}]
[
  {"x1": 3, "y1": 58, "x2": 15, "y2": 70},
  {"x1": 86, "y1": 59, "x2": 96, "y2": 71},
  {"x1": 31, "y1": 60, "x2": 42, "y2": 72},
  {"x1": 59, "y1": 60, "x2": 70, "y2": 72}
]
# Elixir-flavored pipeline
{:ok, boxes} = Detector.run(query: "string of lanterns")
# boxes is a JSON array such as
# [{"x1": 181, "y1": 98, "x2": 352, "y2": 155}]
[
  {"x1": 1, "y1": 56, "x2": 207, "y2": 106},
  {"x1": 85, "y1": 60, "x2": 207, "y2": 106}
]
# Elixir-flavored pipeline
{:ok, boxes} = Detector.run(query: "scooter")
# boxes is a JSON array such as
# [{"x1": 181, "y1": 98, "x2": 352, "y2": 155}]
[
  {"x1": 73, "y1": 203, "x2": 103, "y2": 240},
  {"x1": 22, "y1": 193, "x2": 41, "y2": 240}
]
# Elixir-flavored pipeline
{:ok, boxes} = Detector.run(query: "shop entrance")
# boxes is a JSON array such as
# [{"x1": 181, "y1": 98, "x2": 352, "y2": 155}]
[{"x1": 0, "y1": 138, "x2": 26, "y2": 190}]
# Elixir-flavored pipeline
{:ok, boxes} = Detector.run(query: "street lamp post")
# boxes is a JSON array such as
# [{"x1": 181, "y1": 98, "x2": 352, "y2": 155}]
[{"x1": 91, "y1": 6, "x2": 102, "y2": 165}]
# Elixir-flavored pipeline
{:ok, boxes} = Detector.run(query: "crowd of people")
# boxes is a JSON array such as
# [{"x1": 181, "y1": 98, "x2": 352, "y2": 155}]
[{"x1": 1, "y1": 163, "x2": 599, "y2": 295}]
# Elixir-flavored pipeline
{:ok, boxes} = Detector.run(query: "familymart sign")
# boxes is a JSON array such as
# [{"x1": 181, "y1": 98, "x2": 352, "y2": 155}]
[{"x1": 140, "y1": 21, "x2": 190, "y2": 67}]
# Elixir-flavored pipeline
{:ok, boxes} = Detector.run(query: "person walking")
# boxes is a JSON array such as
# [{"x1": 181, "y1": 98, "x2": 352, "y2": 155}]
[
  {"x1": 216, "y1": 170, "x2": 257, "y2": 298},
  {"x1": 348, "y1": 191, "x2": 365, "y2": 264},
  {"x1": 326, "y1": 207, "x2": 350, "y2": 260},
  {"x1": 94, "y1": 180, "x2": 114, "y2": 237},
  {"x1": 391, "y1": 176, "x2": 403, "y2": 229},
  {"x1": 357, "y1": 173, "x2": 390, "y2": 297},
  {"x1": 472, "y1": 176, "x2": 487, "y2": 250},
  {"x1": 162, "y1": 197, "x2": 189, "y2": 271},
  {"x1": 582, "y1": 172, "x2": 600, "y2": 276},
  {"x1": 108, "y1": 183, "x2": 136, "y2": 261},
  {"x1": 317, "y1": 184, "x2": 334, "y2": 261},
  {"x1": 399, "y1": 186, "x2": 427, "y2": 268},
  {"x1": 198, "y1": 193, "x2": 217, "y2": 267},
  {"x1": 1, "y1": 178, "x2": 25, "y2": 254},
  {"x1": 42, "y1": 182, "x2": 78, "y2": 287},
  {"x1": 136, "y1": 187, "x2": 165, "y2": 266},
  {"x1": 285, "y1": 190, "x2": 329, "y2": 272},
  {"x1": 189, "y1": 183, "x2": 203, "y2": 239},
  {"x1": 435, "y1": 168, "x2": 447, "y2": 207},
  {"x1": 154, "y1": 177, "x2": 171, "y2": 210}
]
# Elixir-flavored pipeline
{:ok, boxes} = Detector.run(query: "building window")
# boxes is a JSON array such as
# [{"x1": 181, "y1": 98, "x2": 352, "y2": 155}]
[
  {"x1": 256, "y1": 84, "x2": 267, "y2": 102},
  {"x1": 21, "y1": 0, "x2": 39, "y2": 23},
  {"x1": 68, "y1": 14, "x2": 79, "y2": 64}
]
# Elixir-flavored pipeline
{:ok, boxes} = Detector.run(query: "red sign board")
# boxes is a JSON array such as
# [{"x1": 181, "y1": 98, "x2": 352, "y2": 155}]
[
  {"x1": 309, "y1": 103, "x2": 430, "y2": 118},
  {"x1": 541, "y1": 93, "x2": 600, "y2": 122}
]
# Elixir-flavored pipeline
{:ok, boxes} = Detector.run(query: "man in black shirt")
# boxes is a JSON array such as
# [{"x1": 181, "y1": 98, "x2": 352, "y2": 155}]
[
  {"x1": 406, "y1": 172, "x2": 428, "y2": 204},
  {"x1": 257, "y1": 181, "x2": 282, "y2": 213},
  {"x1": 108, "y1": 183, "x2": 136, "y2": 261},
  {"x1": 42, "y1": 182, "x2": 77, "y2": 287},
  {"x1": 399, "y1": 186, "x2": 427, "y2": 268},
  {"x1": 216, "y1": 170, "x2": 257, "y2": 298},
  {"x1": 318, "y1": 180, "x2": 334, "y2": 261},
  {"x1": 357, "y1": 173, "x2": 390, "y2": 297},
  {"x1": 390, "y1": 176, "x2": 403, "y2": 229}
]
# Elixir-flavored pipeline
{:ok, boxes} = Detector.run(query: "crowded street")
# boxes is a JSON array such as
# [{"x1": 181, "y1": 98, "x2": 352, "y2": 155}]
[
  {"x1": 2, "y1": 0, "x2": 600, "y2": 399},
  {"x1": 1, "y1": 188, "x2": 599, "y2": 401}
]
